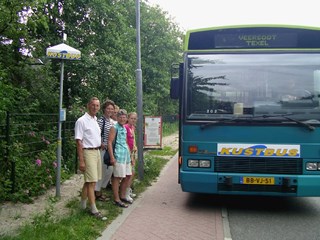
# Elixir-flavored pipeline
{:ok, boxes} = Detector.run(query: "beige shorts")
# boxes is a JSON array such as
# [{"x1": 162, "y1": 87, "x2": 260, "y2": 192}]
[
  {"x1": 113, "y1": 162, "x2": 132, "y2": 178},
  {"x1": 83, "y1": 149, "x2": 101, "y2": 182}
]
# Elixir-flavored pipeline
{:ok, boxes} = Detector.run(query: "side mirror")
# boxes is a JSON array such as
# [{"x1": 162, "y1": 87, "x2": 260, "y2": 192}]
[{"x1": 170, "y1": 77, "x2": 180, "y2": 99}]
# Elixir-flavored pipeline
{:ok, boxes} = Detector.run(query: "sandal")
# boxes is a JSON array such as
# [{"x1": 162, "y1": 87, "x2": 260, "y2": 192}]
[
  {"x1": 95, "y1": 194, "x2": 109, "y2": 202},
  {"x1": 120, "y1": 197, "x2": 133, "y2": 204},
  {"x1": 114, "y1": 200, "x2": 128, "y2": 208},
  {"x1": 91, "y1": 211, "x2": 107, "y2": 221}
]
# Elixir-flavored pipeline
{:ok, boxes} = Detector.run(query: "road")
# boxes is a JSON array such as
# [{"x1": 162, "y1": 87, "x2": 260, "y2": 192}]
[
  {"x1": 179, "y1": 193, "x2": 320, "y2": 240},
  {"x1": 225, "y1": 196, "x2": 320, "y2": 240}
]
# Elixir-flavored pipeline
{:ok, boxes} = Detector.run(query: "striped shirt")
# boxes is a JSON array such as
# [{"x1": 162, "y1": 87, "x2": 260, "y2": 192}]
[
  {"x1": 98, "y1": 116, "x2": 113, "y2": 145},
  {"x1": 114, "y1": 123, "x2": 130, "y2": 164}
]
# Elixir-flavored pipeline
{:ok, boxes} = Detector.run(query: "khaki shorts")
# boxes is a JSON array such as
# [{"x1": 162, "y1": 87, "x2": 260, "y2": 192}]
[
  {"x1": 113, "y1": 162, "x2": 132, "y2": 178},
  {"x1": 83, "y1": 149, "x2": 101, "y2": 182}
]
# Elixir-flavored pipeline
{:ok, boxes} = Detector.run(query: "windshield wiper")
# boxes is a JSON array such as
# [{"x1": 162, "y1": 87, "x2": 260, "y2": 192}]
[
  {"x1": 200, "y1": 113, "x2": 294, "y2": 129},
  {"x1": 280, "y1": 116, "x2": 315, "y2": 131},
  {"x1": 200, "y1": 117, "x2": 251, "y2": 129},
  {"x1": 259, "y1": 114, "x2": 315, "y2": 131},
  {"x1": 200, "y1": 113, "x2": 316, "y2": 131}
]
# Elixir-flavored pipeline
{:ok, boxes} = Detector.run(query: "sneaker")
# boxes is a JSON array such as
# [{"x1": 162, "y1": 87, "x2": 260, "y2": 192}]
[
  {"x1": 126, "y1": 194, "x2": 134, "y2": 203},
  {"x1": 120, "y1": 197, "x2": 133, "y2": 204},
  {"x1": 128, "y1": 188, "x2": 136, "y2": 198}
]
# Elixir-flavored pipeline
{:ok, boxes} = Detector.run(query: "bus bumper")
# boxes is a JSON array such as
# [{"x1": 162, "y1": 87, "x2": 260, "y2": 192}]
[{"x1": 180, "y1": 171, "x2": 320, "y2": 197}]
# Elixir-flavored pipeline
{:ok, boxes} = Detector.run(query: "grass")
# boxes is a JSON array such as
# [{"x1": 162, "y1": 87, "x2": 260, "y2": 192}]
[
  {"x1": 162, "y1": 121, "x2": 178, "y2": 137},
  {"x1": 0, "y1": 130, "x2": 178, "y2": 240}
]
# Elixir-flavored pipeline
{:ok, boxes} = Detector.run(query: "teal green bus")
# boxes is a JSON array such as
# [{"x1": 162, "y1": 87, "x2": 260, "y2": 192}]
[{"x1": 171, "y1": 25, "x2": 320, "y2": 196}]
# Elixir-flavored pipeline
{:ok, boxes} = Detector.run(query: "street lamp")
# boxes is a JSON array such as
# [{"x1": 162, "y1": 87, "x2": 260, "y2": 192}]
[{"x1": 135, "y1": 0, "x2": 144, "y2": 180}]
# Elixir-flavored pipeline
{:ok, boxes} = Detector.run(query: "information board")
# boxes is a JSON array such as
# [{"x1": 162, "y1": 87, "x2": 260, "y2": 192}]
[{"x1": 144, "y1": 116, "x2": 162, "y2": 148}]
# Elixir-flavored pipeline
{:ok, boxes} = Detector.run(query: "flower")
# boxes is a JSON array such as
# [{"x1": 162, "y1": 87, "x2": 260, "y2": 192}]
[
  {"x1": 35, "y1": 159, "x2": 42, "y2": 166},
  {"x1": 28, "y1": 131, "x2": 36, "y2": 137},
  {"x1": 53, "y1": 161, "x2": 57, "y2": 168}
]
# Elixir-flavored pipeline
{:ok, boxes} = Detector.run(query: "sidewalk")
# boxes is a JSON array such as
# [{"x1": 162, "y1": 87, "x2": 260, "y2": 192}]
[{"x1": 98, "y1": 150, "x2": 225, "y2": 239}]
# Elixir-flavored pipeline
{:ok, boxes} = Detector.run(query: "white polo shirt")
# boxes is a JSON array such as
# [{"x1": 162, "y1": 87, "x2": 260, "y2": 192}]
[{"x1": 75, "y1": 112, "x2": 101, "y2": 148}]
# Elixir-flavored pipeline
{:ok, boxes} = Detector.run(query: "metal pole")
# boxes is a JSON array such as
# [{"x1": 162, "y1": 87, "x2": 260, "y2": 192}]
[
  {"x1": 136, "y1": 0, "x2": 144, "y2": 180},
  {"x1": 56, "y1": 60, "x2": 64, "y2": 198}
]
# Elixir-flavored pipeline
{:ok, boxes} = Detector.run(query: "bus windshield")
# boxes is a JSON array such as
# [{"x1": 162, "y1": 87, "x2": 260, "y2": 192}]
[{"x1": 186, "y1": 53, "x2": 320, "y2": 121}]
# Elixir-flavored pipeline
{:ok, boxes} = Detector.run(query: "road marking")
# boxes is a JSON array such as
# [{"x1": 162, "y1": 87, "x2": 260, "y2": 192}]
[{"x1": 222, "y1": 207, "x2": 232, "y2": 240}]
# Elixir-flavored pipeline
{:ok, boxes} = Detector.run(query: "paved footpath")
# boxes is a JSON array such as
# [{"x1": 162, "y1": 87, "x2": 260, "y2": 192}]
[{"x1": 98, "y1": 153, "x2": 225, "y2": 240}]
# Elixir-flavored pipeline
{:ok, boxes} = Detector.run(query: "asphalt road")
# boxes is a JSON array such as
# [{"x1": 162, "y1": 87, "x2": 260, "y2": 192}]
[{"x1": 224, "y1": 195, "x2": 320, "y2": 240}]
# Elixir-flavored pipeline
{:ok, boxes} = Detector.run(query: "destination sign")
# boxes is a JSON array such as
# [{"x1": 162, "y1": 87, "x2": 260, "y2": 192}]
[
  {"x1": 214, "y1": 33, "x2": 297, "y2": 48},
  {"x1": 187, "y1": 27, "x2": 320, "y2": 50}
]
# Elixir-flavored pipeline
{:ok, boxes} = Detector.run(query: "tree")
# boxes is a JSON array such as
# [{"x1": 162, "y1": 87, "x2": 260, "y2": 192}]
[
  {"x1": 0, "y1": 0, "x2": 183, "y2": 116},
  {"x1": 0, "y1": 0, "x2": 59, "y2": 114},
  {"x1": 139, "y1": 2, "x2": 183, "y2": 115}
]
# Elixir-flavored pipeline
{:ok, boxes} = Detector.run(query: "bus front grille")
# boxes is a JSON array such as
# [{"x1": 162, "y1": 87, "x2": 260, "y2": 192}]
[{"x1": 214, "y1": 156, "x2": 302, "y2": 175}]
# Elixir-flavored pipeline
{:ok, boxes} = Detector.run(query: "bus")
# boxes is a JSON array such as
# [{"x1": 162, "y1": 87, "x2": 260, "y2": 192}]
[{"x1": 170, "y1": 25, "x2": 320, "y2": 196}]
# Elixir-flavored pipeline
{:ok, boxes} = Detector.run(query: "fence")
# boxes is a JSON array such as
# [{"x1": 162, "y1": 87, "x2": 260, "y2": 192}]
[
  {"x1": 0, "y1": 112, "x2": 178, "y2": 202},
  {"x1": 0, "y1": 112, "x2": 76, "y2": 197}
]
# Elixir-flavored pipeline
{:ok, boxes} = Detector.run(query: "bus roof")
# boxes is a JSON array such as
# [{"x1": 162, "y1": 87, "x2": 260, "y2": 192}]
[{"x1": 184, "y1": 25, "x2": 320, "y2": 51}]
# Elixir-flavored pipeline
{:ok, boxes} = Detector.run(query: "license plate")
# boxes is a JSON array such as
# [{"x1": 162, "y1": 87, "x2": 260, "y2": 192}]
[{"x1": 241, "y1": 177, "x2": 275, "y2": 185}]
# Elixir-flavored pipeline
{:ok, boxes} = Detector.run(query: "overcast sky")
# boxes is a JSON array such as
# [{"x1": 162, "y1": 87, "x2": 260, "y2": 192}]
[{"x1": 147, "y1": 0, "x2": 320, "y2": 32}]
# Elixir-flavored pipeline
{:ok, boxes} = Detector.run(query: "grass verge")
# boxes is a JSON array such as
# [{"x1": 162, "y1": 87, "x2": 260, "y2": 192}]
[{"x1": 0, "y1": 144, "x2": 177, "y2": 240}]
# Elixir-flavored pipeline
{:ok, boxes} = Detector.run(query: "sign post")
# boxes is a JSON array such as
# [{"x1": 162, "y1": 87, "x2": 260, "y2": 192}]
[{"x1": 46, "y1": 42, "x2": 81, "y2": 198}]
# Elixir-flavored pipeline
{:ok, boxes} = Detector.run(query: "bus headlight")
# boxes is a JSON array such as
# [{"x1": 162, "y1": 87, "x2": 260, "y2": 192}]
[
  {"x1": 188, "y1": 159, "x2": 210, "y2": 168},
  {"x1": 199, "y1": 160, "x2": 211, "y2": 168},
  {"x1": 188, "y1": 160, "x2": 199, "y2": 167},
  {"x1": 306, "y1": 162, "x2": 318, "y2": 171}
]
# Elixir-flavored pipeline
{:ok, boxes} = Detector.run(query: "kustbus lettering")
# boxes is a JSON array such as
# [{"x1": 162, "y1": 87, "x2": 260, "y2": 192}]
[{"x1": 218, "y1": 144, "x2": 300, "y2": 158}]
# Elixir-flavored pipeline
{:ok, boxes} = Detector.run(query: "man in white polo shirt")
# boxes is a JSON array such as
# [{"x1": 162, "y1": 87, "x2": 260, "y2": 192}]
[{"x1": 75, "y1": 97, "x2": 106, "y2": 220}]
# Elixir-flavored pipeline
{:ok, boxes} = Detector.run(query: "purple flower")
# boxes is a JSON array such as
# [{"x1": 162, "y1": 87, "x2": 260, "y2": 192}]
[
  {"x1": 35, "y1": 159, "x2": 42, "y2": 166},
  {"x1": 53, "y1": 161, "x2": 57, "y2": 168},
  {"x1": 28, "y1": 131, "x2": 36, "y2": 137}
]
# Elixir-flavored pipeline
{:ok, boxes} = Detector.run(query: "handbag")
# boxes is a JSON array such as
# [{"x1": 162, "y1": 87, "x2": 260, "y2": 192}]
[{"x1": 103, "y1": 127, "x2": 117, "y2": 166}]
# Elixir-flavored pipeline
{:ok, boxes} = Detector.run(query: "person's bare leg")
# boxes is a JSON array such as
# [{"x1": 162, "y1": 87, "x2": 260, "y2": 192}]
[
  {"x1": 112, "y1": 177, "x2": 121, "y2": 202},
  {"x1": 80, "y1": 183, "x2": 88, "y2": 209},
  {"x1": 120, "y1": 176, "x2": 130, "y2": 199},
  {"x1": 88, "y1": 182, "x2": 99, "y2": 213}
]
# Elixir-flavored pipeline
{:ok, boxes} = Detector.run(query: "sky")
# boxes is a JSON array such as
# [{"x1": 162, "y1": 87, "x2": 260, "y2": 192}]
[{"x1": 147, "y1": 0, "x2": 319, "y2": 32}]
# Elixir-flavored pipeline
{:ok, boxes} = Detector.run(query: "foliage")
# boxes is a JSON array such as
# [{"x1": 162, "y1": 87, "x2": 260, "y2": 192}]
[
  {"x1": 0, "y1": 140, "x2": 177, "y2": 240},
  {"x1": 0, "y1": 113, "x2": 76, "y2": 203},
  {"x1": 139, "y1": 2, "x2": 183, "y2": 115},
  {"x1": 0, "y1": 0, "x2": 183, "y2": 116},
  {"x1": 0, "y1": 0, "x2": 183, "y2": 203},
  {"x1": 0, "y1": 0, "x2": 58, "y2": 114},
  {"x1": 162, "y1": 121, "x2": 178, "y2": 137},
  {"x1": 0, "y1": 0, "x2": 183, "y2": 114}
]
